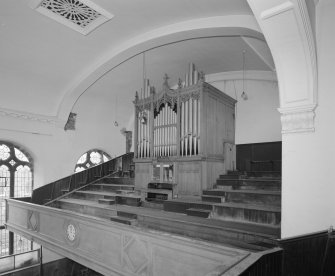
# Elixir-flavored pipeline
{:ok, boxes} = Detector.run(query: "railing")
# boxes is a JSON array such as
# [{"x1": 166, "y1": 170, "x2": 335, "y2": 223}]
[
  {"x1": 0, "y1": 249, "x2": 41, "y2": 276},
  {"x1": 279, "y1": 229, "x2": 335, "y2": 276},
  {"x1": 31, "y1": 152, "x2": 134, "y2": 205},
  {"x1": 6, "y1": 199, "x2": 257, "y2": 276},
  {"x1": 249, "y1": 159, "x2": 282, "y2": 172}
]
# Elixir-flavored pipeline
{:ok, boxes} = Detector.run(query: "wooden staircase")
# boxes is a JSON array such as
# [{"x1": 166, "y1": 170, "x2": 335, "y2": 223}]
[
  {"x1": 7, "y1": 151, "x2": 283, "y2": 275},
  {"x1": 163, "y1": 170, "x2": 281, "y2": 248},
  {"x1": 50, "y1": 175, "x2": 141, "y2": 226},
  {"x1": 46, "y1": 170, "x2": 281, "y2": 252}
]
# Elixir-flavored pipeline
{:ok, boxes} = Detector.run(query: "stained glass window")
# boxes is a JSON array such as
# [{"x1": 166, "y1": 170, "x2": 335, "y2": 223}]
[
  {"x1": 0, "y1": 142, "x2": 33, "y2": 257},
  {"x1": 74, "y1": 149, "x2": 111, "y2": 172},
  {"x1": 0, "y1": 145, "x2": 10, "y2": 161},
  {"x1": 14, "y1": 149, "x2": 29, "y2": 162}
]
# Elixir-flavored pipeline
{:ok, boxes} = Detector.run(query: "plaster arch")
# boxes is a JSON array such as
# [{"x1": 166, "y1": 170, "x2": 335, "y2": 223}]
[
  {"x1": 247, "y1": 0, "x2": 317, "y2": 133},
  {"x1": 56, "y1": 15, "x2": 264, "y2": 122},
  {"x1": 247, "y1": 0, "x2": 319, "y2": 239}
]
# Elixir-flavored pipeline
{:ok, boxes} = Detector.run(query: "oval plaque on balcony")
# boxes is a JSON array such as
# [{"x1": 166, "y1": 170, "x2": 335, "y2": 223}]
[
  {"x1": 63, "y1": 220, "x2": 80, "y2": 247},
  {"x1": 67, "y1": 224, "x2": 76, "y2": 241}
]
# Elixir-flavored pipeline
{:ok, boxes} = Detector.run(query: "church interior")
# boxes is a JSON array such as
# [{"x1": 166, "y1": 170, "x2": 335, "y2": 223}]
[{"x1": 1, "y1": 0, "x2": 335, "y2": 275}]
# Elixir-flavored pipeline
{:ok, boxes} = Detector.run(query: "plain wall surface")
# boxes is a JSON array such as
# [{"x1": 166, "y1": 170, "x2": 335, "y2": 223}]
[{"x1": 207, "y1": 75, "x2": 281, "y2": 144}]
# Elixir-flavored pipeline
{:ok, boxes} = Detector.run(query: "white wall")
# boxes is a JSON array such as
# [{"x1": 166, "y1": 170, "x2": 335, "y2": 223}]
[
  {"x1": 0, "y1": 115, "x2": 129, "y2": 189},
  {"x1": 0, "y1": 69, "x2": 280, "y2": 189},
  {"x1": 206, "y1": 71, "x2": 281, "y2": 144},
  {"x1": 280, "y1": 0, "x2": 335, "y2": 237},
  {"x1": 0, "y1": 57, "x2": 141, "y2": 188}
]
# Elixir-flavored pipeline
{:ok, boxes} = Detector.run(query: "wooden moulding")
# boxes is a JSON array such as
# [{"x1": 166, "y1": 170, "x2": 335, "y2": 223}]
[{"x1": 6, "y1": 198, "x2": 258, "y2": 276}]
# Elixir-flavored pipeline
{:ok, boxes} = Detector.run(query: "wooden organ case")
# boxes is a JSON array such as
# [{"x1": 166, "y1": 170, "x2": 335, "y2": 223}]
[{"x1": 134, "y1": 66, "x2": 236, "y2": 196}]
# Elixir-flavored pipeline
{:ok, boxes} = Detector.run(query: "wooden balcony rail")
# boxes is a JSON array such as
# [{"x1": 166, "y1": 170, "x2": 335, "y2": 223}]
[{"x1": 5, "y1": 198, "x2": 274, "y2": 276}]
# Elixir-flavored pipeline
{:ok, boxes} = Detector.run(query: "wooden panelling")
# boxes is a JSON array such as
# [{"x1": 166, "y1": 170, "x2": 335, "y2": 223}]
[
  {"x1": 236, "y1": 142, "x2": 282, "y2": 172},
  {"x1": 134, "y1": 161, "x2": 151, "y2": 190},
  {"x1": 177, "y1": 161, "x2": 201, "y2": 195},
  {"x1": 32, "y1": 152, "x2": 134, "y2": 205},
  {"x1": 239, "y1": 248, "x2": 283, "y2": 276},
  {"x1": 6, "y1": 199, "x2": 259, "y2": 276},
  {"x1": 279, "y1": 230, "x2": 335, "y2": 276}
]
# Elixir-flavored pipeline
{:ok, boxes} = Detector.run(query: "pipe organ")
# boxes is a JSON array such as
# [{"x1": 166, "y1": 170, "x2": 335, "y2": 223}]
[{"x1": 134, "y1": 64, "x2": 237, "y2": 196}]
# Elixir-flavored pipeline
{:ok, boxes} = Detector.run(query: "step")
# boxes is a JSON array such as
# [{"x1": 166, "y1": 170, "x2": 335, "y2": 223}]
[
  {"x1": 110, "y1": 216, "x2": 137, "y2": 225},
  {"x1": 72, "y1": 191, "x2": 105, "y2": 201},
  {"x1": 98, "y1": 177, "x2": 134, "y2": 185},
  {"x1": 91, "y1": 183, "x2": 135, "y2": 192},
  {"x1": 68, "y1": 189, "x2": 141, "y2": 207},
  {"x1": 73, "y1": 190, "x2": 117, "y2": 198},
  {"x1": 201, "y1": 195, "x2": 225, "y2": 203},
  {"x1": 137, "y1": 214, "x2": 278, "y2": 252},
  {"x1": 212, "y1": 202, "x2": 281, "y2": 226},
  {"x1": 102, "y1": 203, "x2": 280, "y2": 238},
  {"x1": 163, "y1": 200, "x2": 212, "y2": 214},
  {"x1": 115, "y1": 195, "x2": 142, "y2": 207},
  {"x1": 185, "y1": 208, "x2": 211, "y2": 218},
  {"x1": 227, "y1": 170, "x2": 245, "y2": 176},
  {"x1": 216, "y1": 178, "x2": 281, "y2": 190},
  {"x1": 164, "y1": 198, "x2": 281, "y2": 226},
  {"x1": 117, "y1": 211, "x2": 137, "y2": 219},
  {"x1": 137, "y1": 188, "x2": 173, "y2": 200},
  {"x1": 219, "y1": 174, "x2": 243, "y2": 180},
  {"x1": 98, "y1": 198, "x2": 115, "y2": 205},
  {"x1": 57, "y1": 198, "x2": 117, "y2": 219},
  {"x1": 247, "y1": 171, "x2": 281, "y2": 178},
  {"x1": 147, "y1": 182, "x2": 175, "y2": 190},
  {"x1": 141, "y1": 201, "x2": 164, "y2": 210},
  {"x1": 203, "y1": 189, "x2": 281, "y2": 206},
  {"x1": 203, "y1": 189, "x2": 281, "y2": 196},
  {"x1": 56, "y1": 198, "x2": 279, "y2": 250}
]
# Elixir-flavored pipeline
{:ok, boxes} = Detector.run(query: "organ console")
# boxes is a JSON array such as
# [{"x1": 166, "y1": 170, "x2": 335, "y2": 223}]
[{"x1": 134, "y1": 63, "x2": 236, "y2": 196}]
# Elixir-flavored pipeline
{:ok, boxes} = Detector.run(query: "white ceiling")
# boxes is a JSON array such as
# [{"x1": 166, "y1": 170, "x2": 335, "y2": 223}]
[{"x1": 0, "y1": 0, "x2": 274, "y2": 121}]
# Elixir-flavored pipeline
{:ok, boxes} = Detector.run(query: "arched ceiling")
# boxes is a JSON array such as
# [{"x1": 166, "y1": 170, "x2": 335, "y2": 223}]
[{"x1": 0, "y1": 0, "x2": 274, "y2": 123}]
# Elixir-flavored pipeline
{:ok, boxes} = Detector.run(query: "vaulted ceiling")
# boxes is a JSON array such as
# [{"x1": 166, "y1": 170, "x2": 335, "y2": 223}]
[{"x1": 0, "y1": 0, "x2": 274, "y2": 123}]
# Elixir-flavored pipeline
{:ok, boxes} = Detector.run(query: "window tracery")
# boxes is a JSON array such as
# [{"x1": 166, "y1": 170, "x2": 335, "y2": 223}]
[
  {"x1": 0, "y1": 141, "x2": 33, "y2": 256},
  {"x1": 74, "y1": 149, "x2": 111, "y2": 172}
]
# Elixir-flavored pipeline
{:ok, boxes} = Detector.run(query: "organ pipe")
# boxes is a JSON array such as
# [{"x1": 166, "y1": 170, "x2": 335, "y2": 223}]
[
  {"x1": 134, "y1": 64, "x2": 208, "y2": 159},
  {"x1": 185, "y1": 100, "x2": 188, "y2": 156},
  {"x1": 181, "y1": 101, "x2": 184, "y2": 156}
]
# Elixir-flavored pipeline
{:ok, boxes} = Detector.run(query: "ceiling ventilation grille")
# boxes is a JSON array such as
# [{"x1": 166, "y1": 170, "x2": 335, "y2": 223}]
[{"x1": 35, "y1": 0, "x2": 114, "y2": 35}]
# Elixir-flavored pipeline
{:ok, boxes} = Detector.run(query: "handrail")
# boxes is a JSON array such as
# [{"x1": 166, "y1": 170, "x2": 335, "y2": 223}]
[
  {"x1": 0, "y1": 248, "x2": 41, "y2": 275},
  {"x1": 31, "y1": 152, "x2": 134, "y2": 205},
  {"x1": 249, "y1": 159, "x2": 282, "y2": 172}
]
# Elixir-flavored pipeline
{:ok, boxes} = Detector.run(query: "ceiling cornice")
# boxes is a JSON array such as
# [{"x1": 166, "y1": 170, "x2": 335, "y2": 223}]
[{"x1": 0, "y1": 107, "x2": 64, "y2": 127}]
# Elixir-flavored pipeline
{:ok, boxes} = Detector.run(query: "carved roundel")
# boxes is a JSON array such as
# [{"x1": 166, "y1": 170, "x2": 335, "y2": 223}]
[
  {"x1": 64, "y1": 220, "x2": 80, "y2": 247},
  {"x1": 66, "y1": 224, "x2": 76, "y2": 241}
]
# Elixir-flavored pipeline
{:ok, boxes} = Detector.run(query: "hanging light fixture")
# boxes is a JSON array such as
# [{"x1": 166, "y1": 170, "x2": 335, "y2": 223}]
[
  {"x1": 113, "y1": 95, "x2": 119, "y2": 127},
  {"x1": 241, "y1": 50, "x2": 248, "y2": 101}
]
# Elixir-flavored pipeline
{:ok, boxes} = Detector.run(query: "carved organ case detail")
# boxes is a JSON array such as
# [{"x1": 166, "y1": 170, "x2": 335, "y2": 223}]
[{"x1": 134, "y1": 64, "x2": 236, "y2": 196}]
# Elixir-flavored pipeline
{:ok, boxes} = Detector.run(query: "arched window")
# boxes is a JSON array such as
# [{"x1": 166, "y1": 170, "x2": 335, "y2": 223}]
[
  {"x1": 74, "y1": 149, "x2": 111, "y2": 172},
  {"x1": 0, "y1": 142, "x2": 33, "y2": 256}
]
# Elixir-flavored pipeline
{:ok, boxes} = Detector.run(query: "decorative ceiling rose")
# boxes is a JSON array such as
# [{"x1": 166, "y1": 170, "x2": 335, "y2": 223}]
[
  {"x1": 35, "y1": 0, "x2": 114, "y2": 35},
  {"x1": 40, "y1": 0, "x2": 101, "y2": 28}
]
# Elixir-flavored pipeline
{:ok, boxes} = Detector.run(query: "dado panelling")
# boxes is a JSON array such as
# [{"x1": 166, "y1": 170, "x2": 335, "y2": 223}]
[{"x1": 6, "y1": 199, "x2": 252, "y2": 276}]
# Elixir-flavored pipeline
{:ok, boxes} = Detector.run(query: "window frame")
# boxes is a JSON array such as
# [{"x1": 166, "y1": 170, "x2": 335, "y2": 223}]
[{"x1": 0, "y1": 141, "x2": 33, "y2": 256}]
